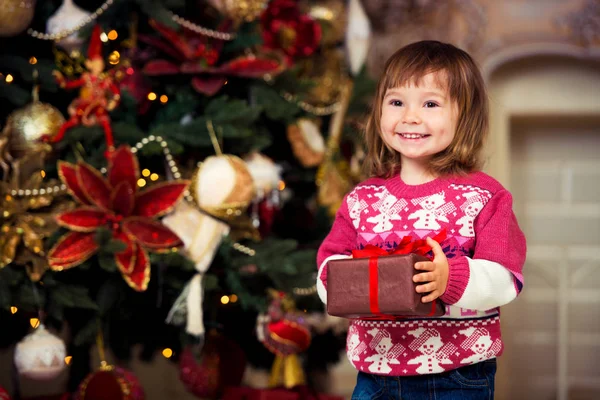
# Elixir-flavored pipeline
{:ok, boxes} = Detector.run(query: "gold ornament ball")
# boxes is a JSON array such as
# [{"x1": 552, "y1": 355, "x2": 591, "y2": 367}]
[
  {"x1": 6, "y1": 102, "x2": 65, "y2": 151},
  {"x1": 0, "y1": 0, "x2": 36, "y2": 37},
  {"x1": 298, "y1": 49, "x2": 346, "y2": 106},
  {"x1": 207, "y1": 0, "x2": 268, "y2": 23},
  {"x1": 306, "y1": 0, "x2": 347, "y2": 46}
]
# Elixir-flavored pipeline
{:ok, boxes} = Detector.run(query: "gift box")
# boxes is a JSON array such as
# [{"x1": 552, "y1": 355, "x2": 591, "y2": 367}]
[{"x1": 326, "y1": 234, "x2": 447, "y2": 319}]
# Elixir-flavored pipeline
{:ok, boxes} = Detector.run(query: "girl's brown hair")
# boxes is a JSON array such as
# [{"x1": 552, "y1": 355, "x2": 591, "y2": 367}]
[{"x1": 364, "y1": 40, "x2": 489, "y2": 178}]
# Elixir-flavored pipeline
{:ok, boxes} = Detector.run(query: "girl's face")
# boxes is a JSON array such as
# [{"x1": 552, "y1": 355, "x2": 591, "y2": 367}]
[{"x1": 380, "y1": 71, "x2": 458, "y2": 170}]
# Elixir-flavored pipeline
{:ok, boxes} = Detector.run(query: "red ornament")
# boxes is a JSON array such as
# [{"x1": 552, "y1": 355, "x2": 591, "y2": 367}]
[
  {"x1": 252, "y1": 190, "x2": 280, "y2": 238},
  {"x1": 180, "y1": 331, "x2": 246, "y2": 399},
  {"x1": 0, "y1": 385, "x2": 10, "y2": 400},
  {"x1": 140, "y1": 20, "x2": 284, "y2": 96},
  {"x1": 47, "y1": 25, "x2": 121, "y2": 158},
  {"x1": 75, "y1": 365, "x2": 144, "y2": 400},
  {"x1": 47, "y1": 145, "x2": 190, "y2": 291},
  {"x1": 260, "y1": 0, "x2": 321, "y2": 61},
  {"x1": 257, "y1": 293, "x2": 311, "y2": 388},
  {"x1": 258, "y1": 294, "x2": 311, "y2": 356}
]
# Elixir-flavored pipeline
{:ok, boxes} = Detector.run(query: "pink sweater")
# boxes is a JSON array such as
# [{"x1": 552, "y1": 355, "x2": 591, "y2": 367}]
[{"x1": 317, "y1": 171, "x2": 526, "y2": 376}]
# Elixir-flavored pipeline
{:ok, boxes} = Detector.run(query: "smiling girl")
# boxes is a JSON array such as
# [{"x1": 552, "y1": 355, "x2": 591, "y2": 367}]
[{"x1": 317, "y1": 41, "x2": 526, "y2": 399}]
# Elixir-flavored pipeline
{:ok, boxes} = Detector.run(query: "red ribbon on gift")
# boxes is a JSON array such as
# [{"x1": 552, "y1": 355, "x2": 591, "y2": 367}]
[{"x1": 351, "y1": 230, "x2": 447, "y2": 320}]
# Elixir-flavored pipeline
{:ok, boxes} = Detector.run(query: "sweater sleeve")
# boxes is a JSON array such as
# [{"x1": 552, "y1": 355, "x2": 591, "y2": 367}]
[
  {"x1": 440, "y1": 189, "x2": 526, "y2": 310},
  {"x1": 316, "y1": 195, "x2": 357, "y2": 304}
]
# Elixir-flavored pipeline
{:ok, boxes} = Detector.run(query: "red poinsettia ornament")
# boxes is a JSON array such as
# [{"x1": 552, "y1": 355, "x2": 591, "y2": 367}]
[
  {"x1": 47, "y1": 145, "x2": 189, "y2": 291},
  {"x1": 260, "y1": 0, "x2": 321, "y2": 61},
  {"x1": 141, "y1": 20, "x2": 284, "y2": 96}
]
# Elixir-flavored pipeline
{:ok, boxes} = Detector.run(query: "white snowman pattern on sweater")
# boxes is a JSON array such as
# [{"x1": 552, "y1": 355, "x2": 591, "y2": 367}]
[
  {"x1": 347, "y1": 325, "x2": 367, "y2": 365},
  {"x1": 459, "y1": 327, "x2": 502, "y2": 364},
  {"x1": 408, "y1": 192, "x2": 456, "y2": 230},
  {"x1": 456, "y1": 192, "x2": 487, "y2": 237},
  {"x1": 366, "y1": 189, "x2": 407, "y2": 233},
  {"x1": 406, "y1": 327, "x2": 457, "y2": 374},
  {"x1": 363, "y1": 328, "x2": 405, "y2": 374},
  {"x1": 347, "y1": 191, "x2": 368, "y2": 229}
]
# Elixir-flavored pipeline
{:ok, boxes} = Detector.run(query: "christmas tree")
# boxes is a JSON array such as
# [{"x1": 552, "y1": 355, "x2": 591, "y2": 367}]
[{"x1": 0, "y1": 0, "x2": 374, "y2": 398}]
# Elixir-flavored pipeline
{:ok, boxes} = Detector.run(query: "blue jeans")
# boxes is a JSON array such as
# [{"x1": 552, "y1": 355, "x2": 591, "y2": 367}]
[{"x1": 351, "y1": 359, "x2": 496, "y2": 400}]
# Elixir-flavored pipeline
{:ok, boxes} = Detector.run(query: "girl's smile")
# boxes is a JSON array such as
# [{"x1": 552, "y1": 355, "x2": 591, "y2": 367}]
[{"x1": 396, "y1": 132, "x2": 431, "y2": 139}]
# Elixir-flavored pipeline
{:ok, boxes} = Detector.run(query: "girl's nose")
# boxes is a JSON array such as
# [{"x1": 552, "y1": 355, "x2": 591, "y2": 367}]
[{"x1": 402, "y1": 107, "x2": 421, "y2": 124}]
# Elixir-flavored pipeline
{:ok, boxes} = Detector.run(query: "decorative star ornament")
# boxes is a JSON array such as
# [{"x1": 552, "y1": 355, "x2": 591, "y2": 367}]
[{"x1": 47, "y1": 145, "x2": 189, "y2": 291}]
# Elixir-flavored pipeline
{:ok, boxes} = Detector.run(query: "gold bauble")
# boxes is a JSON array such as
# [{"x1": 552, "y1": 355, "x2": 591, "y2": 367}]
[
  {"x1": 0, "y1": 0, "x2": 36, "y2": 37},
  {"x1": 207, "y1": 0, "x2": 268, "y2": 23},
  {"x1": 317, "y1": 160, "x2": 352, "y2": 217},
  {"x1": 306, "y1": 0, "x2": 347, "y2": 46},
  {"x1": 6, "y1": 102, "x2": 65, "y2": 153},
  {"x1": 297, "y1": 49, "x2": 347, "y2": 106}
]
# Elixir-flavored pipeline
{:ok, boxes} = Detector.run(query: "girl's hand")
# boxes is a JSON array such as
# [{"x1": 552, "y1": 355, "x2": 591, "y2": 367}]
[{"x1": 413, "y1": 237, "x2": 449, "y2": 303}]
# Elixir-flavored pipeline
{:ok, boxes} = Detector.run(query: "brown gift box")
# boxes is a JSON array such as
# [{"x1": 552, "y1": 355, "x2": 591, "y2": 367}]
[{"x1": 326, "y1": 253, "x2": 445, "y2": 319}]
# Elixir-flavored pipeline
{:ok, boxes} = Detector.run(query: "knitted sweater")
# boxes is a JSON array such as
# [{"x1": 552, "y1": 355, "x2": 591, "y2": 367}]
[{"x1": 316, "y1": 171, "x2": 526, "y2": 376}]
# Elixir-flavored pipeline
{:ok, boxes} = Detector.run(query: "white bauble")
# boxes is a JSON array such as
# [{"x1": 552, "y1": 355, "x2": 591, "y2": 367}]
[
  {"x1": 191, "y1": 155, "x2": 255, "y2": 219},
  {"x1": 46, "y1": 0, "x2": 91, "y2": 53},
  {"x1": 244, "y1": 152, "x2": 282, "y2": 195},
  {"x1": 14, "y1": 324, "x2": 67, "y2": 380}
]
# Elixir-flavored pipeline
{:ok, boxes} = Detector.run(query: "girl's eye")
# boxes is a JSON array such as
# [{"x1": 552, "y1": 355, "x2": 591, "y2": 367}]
[
  {"x1": 389, "y1": 100, "x2": 403, "y2": 107},
  {"x1": 424, "y1": 101, "x2": 439, "y2": 108}
]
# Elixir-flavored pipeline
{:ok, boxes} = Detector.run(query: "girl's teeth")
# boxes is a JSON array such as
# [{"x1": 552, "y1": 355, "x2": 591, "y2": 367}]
[{"x1": 401, "y1": 133, "x2": 425, "y2": 139}]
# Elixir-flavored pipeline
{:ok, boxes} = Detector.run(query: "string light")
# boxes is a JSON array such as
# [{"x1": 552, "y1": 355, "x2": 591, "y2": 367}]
[
  {"x1": 30, "y1": 318, "x2": 40, "y2": 328},
  {"x1": 220, "y1": 295, "x2": 230, "y2": 305},
  {"x1": 162, "y1": 348, "x2": 173, "y2": 358},
  {"x1": 29, "y1": 57, "x2": 37, "y2": 65},
  {"x1": 107, "y1": 30, "x2": 118, "y2": 40},
  {"x1": 100, "y1": 32, "x2": 109, "y2": 42},
  {"x1": 263, "y1": 75, "x2": 341, "y2": 116},
  {"x1": 278, "y1": 180, "x2": 286, "y2": 191},
  {"x1": 159, "y1": 95, "x2": 168, "y2": 104},
  {"x1": 137, "y1": 178, "x2": 146, "y2": 187},
  {"x1": 150, "y1": 173, "x2": 159, "y2": 181},
  {"x1": 293, "y1": 285, "x2": 317, "y2": 296},
  {"x1": 230, "y1": 294, "x2": 238, "y2": 303},
  {"x1": 10, "y1": 306, "x2": 17, "y2": 314},
  {"x1": 147, "y1": 92, "x2": 157, "y2": 101},
  {"x1": 5, "y1": 74, "x2": 14, "y2": 83},
  {"x1": 64, "y1": 356, "x2": 72, "y2": 365},
  {"x1": 40, "y1": 170, "x2": 46, "y2": 178},
  {"x1": 142, "y1": 169, "x2": 150, "y2": 177},
  {"x1": 9, "y1": 183, "x2": 66, "y2": 198},
  {"x1": 168, "y1": 11, "x2": 236, "y2": 40}
]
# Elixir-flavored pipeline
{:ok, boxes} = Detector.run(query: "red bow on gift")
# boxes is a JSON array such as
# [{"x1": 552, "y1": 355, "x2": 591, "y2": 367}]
[
  {"x1": 350, "y1": 230, "x2": 447, "y2": 320},
  {"x1": 352, "y1": 230, "x2": 447, "y2": 260}
]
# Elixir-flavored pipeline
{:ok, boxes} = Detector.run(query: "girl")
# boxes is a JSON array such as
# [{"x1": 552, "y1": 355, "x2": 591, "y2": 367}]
[{"x1": 316, "y1": 41, "x2": 526, "y2": 399}]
